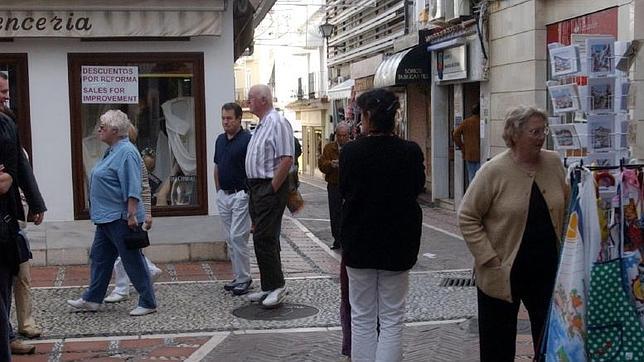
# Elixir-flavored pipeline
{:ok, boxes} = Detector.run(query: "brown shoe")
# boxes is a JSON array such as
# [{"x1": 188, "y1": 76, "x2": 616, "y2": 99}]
[
  {"x1": 19, "y1": 326, "x2": 42, "y2": 339},
  {"x1": 10, "y1": 340, "x2": 36, "y2": 355}
]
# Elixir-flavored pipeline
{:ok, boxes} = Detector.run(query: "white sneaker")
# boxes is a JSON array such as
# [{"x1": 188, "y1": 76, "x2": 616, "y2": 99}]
[
  {"x1": 150, "y1": 267, "x2": 163, "y2": 282},
  {"x1": 67, "y1": 298, "x2": 100, "y2": 312},
  {"x1": 129, "y1": 306, "x2": 157, "y2": 316},
  {"x1": 262, "y1": 287, "x2": 288, "y2": 308},
  {"x1": 104, "y1": 292, "x2": 129, "y2": 303},
  {"x1": 246, "y1": 290, "x2": 269, "y2": 303}
]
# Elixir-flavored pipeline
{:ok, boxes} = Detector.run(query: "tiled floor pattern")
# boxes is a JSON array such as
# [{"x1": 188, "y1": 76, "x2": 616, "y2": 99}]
[
  {"x1": 13, "y1": 335, "x2": 211, "y2": 362},
  {"x1": 18, "y1": 214, "x2": 534, "y2": 361}
]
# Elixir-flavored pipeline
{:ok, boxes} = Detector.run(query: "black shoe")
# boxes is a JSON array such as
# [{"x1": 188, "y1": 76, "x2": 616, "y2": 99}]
[
  {"x1": 223, "y1": 280, "x2": 238, "y2": 291},
  {"x1": 232, "y1": 280, "x2": 253, "y2": 296}
]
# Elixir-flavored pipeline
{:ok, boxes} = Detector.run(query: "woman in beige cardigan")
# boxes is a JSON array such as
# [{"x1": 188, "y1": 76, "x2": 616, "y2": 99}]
[{"x1": 458, "y1": 106, "x2": 568, "y2": 361}]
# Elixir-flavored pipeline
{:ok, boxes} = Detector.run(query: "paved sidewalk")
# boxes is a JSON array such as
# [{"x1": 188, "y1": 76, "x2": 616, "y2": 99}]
[{"x1": 12, "y1": 176, "x2": 537, "y2": 361}]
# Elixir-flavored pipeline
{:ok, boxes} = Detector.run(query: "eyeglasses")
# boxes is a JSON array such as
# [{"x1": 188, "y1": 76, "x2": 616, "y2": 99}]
[
  {"x1": 96, "y1": 124, "x2": 113, "y2": 132},
  {"x1": 525, "y1": 127, "x2": 550, "y2": 138}
]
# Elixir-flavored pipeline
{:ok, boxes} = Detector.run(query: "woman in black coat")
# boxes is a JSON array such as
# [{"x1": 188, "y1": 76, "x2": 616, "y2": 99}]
[
  {"x1": 0, "y1": 133, "x2": 22, "y2": 361},
  {"x1": 340, "y1": 88, "x2": 425, "y2": 362}
]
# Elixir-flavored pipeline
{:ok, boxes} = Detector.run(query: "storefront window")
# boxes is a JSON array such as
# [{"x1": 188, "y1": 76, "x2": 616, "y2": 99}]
[{"x1": 69, "y1": 53, "x2": 207, "y2": 219}]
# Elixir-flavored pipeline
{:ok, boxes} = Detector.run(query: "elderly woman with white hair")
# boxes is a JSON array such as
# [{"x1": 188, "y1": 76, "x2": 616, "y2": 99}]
[
  {"x1": 67, "y1": 110, "x2": 157, "y2": 316},
  {"x1": 458, "y1": 106, "x2": 568, "y2": 361}
]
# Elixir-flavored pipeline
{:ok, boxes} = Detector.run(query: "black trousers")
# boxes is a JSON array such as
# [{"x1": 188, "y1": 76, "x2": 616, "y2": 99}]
[
  {"x1": 248, "y1": 179, "x2": 288, "y2": 291},
  {"x1": 327, "y1": 183, "x2": 342, "y2": 244},
  {"x1": 0, "y1": 265, "x2": 12, "y2": 362},
  {"x1": 477, "y1": 262, "x2": 556, "y2": 362}
]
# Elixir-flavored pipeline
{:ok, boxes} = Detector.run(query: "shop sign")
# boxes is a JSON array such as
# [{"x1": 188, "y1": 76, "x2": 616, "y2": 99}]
[
  {"x1": 0, "y1": 11, "x2": 221, "y2": 37},
  {"x1": 436, "y1": 45, "x2": 467, "y2": 81},
  {"x1": 81, "y1": 66, "x2": 138, "y2": 104},
  {"x1": 546, "y1": 7, "x2": 618, "y2": 45},
  {"x1": 354, "y1": 76, "x2": 374, "y2": 93}
]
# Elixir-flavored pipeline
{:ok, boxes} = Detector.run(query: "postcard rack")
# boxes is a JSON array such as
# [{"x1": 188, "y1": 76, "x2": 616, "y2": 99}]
[{"x1": 547, "y1": 35, "x2": 639, "y2": 168}]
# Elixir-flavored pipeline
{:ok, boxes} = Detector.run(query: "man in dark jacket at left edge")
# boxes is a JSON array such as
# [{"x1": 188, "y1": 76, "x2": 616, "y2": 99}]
[{"x1": 0, "y1": 71, "x2": 47, "y2": 356}]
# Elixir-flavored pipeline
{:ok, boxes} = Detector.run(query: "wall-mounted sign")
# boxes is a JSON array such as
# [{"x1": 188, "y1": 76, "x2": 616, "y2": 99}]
[
  {"x1": 0, "y1": 10, "x2": 222, "y2": 38},
  {"x1": 436, "y1": 45, "x2": 467, "y2": 81},
  {"x1": 81, "y1": 66, "x2": 138, "y2": 104},
  {"x1": 354, "y1": 76, "x2": 374, "y2": 93}
]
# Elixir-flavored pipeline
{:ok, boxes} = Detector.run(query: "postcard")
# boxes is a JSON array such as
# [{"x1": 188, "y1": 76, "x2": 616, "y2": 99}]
[
  {"x1": 549, "y1": 84, "x2": 580, "y2": 114},
  {"x1": 572, "y1": 34, "x2": 613, "y2": 75},
  {"x1": 587, "y1": 77, "x2": 615, "y2": 114},
  {"x1": 614, "y1": 77, "x2": 630, "y2": 113},
  {"x1": 550, "y1": 124, "x2": 581, "y2": 150},
  {"x1": 549, "y1": 45, "x2": 580, "y2": 77},
  {"x1": 575, "y1": 123, "x2": 588, "y2": 149},
  {"x1": 587, "y1": 114, "x2": 614, "y2": 151},
  {"x1": 614, "y1": 113, "x2": 629, "y2": 149},
  {"x1": 586, "y1": 37, "x2": 615, "y2": 76}
]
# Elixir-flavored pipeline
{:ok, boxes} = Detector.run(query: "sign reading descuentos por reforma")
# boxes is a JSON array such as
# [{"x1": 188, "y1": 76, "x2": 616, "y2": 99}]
[{"x1": 81, "y1": 66, "x2": 139, "y2": 104}]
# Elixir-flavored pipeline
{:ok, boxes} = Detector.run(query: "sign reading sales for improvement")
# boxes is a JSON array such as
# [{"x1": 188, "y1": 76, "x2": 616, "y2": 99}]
[{"x1": 81, "y1": 66, "x2": 139, "y2": 104}]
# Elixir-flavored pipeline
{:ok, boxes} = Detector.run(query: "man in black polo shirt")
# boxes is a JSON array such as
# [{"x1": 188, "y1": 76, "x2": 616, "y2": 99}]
[{"x1": 214, "y1": 103, "x2": 253, "y2": 295}]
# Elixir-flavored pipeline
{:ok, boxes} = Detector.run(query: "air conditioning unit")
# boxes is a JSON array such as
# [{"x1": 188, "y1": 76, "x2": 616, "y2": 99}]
[
  {"x1": 428, "y1": 0, "x2": 454, "y2": 24},
  {"x1": 454, "y1": 0, "x2": 471, "y2": 18}
]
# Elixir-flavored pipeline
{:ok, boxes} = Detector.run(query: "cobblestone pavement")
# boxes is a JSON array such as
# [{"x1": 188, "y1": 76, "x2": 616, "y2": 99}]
[{"x1": 14, "y1": 177, "x2": 536, "y2": 361}]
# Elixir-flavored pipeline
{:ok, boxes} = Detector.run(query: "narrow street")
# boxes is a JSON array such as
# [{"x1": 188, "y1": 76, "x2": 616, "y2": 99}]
[{"x1": 12, "y1": 176, "x2": 535, "y2": 361}]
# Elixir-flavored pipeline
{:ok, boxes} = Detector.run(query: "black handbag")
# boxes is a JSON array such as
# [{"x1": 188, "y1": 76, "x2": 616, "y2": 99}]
[{"x1": 124, "y1": 226, "x2": 150, "y2": 250}]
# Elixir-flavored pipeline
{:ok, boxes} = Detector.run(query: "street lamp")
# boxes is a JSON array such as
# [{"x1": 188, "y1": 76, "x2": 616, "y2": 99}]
[{"x1": 318, "y1": 21, "x2": 335, "y2": 41}]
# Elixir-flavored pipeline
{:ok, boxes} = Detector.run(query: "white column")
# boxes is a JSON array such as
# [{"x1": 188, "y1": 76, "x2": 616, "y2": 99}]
[{"x1": 430, "y1": 77, "x2": 449, "y2": 201}]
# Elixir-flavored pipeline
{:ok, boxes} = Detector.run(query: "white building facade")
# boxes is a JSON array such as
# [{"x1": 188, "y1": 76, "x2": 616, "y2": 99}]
[{"x1": 0, "y1": 1, "x2": 262, "y2": 264}]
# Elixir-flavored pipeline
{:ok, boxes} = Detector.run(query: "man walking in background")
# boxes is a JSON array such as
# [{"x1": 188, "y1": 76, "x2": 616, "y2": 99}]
[
  {"x1": 244, "y1": 84, "x2": 294, "y2": 308},
  {"x1": 318, "y1": 122, "x2": 350, "y2": 250},
  {"x1": 214, "y1": 102, "x2": 253, "y2": 296},
  {"x1": 452, "y1": 103, "x2": 481, "y2": 185}
]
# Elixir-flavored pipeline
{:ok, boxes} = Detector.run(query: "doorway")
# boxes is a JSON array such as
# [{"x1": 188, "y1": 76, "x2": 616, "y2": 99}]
[
  {"x1": 461, "y1": 82, "x2": 480, "y2": 192},
  {"x1": 0, "y1": 54, "x2": 32, "y2": 157}
]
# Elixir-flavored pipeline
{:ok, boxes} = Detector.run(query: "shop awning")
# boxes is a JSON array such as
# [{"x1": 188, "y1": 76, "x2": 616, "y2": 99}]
[
  {"x1": 327, "y1": 78, "x2": 355, "y2": 100},
  {"x1": 0, "y1": 0, "x2": 225, "y2": 38},
  {"x1": 373, "y1": 45, "x2": 430, "y2": 88}
]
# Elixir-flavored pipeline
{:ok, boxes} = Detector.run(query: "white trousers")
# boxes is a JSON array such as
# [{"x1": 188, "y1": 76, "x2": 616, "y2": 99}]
[
  {"x1": 347, "y1": 267, "x2": 409, "y2": 362},
  {"x1": 112, "y1": 256, "x2": 159, "y2": 295},
  {"x1": 216, "y1": 190, "x2": 252, "y2": 283}
]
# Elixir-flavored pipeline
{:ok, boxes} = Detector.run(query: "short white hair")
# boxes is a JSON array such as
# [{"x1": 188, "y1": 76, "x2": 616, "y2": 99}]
[
  {"x1": 335, "y1": 121, "x2": 350, "y2": 133},
  {"x1": 100, "y1": 110, "x2": 131, "y2": 137}
]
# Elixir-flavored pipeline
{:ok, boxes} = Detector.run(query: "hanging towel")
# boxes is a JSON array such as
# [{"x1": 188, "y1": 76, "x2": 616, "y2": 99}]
[
  {"x1": 545, "y1": 174, "x2": 588, "y2": 362},
  {"x1": 587, "y1": 258, "x2": 644, "y2": 361}
]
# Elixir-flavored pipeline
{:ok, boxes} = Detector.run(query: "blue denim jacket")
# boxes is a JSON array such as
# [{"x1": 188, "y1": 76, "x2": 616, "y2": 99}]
[{"x1": 89, "y1": 138, "x2": 145, "y2": 224}]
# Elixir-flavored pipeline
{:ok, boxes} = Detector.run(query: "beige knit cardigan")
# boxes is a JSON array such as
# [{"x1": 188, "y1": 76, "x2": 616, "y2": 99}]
[{"x1": 458, "y1": 149, "x2": 569, "y2": 302}]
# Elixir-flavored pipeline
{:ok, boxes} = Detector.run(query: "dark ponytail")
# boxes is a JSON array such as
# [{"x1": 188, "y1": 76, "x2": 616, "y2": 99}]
[{"x1": 356, "y1": 88, "x2": 399, "y2": 134}]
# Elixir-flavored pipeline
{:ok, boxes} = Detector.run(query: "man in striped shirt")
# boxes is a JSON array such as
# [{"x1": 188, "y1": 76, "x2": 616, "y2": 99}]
[{"x1": 244, "y1": 84, "x2": 294, "y2": 308}]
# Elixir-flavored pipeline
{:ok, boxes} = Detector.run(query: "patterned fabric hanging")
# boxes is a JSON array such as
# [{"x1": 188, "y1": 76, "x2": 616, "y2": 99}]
[
  {"x1": 545, "y1": 171, "x2": 588, "y2": 362},
  {"x1": 586, "y1": 258, "x2": 644, "y2": 361}
]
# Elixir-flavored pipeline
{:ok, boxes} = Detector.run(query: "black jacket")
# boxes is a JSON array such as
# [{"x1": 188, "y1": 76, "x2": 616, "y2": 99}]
[
  {"x1": 339, "y1": 136, "x2": 425, "y2": 271},
  {"x1": 0, "y1": 133, "x2": 22, "y2": 273},
  {"x1": 0, "y1": 110, "x2": 47, "y2": 219}
]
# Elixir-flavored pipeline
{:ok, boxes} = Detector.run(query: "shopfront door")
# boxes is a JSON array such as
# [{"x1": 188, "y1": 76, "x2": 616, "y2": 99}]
[{"x1": 0, "y1": 54, "x2": 32, "y2": 157}]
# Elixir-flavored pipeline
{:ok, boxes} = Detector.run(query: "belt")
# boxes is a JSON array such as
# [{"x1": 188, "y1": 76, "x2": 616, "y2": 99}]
[
  {"x1": 222, "y1": 188, "x2": 247, "y2": 195},
  {"x1": 247, "y1": 178, "x2": 272, "y2": 187}
]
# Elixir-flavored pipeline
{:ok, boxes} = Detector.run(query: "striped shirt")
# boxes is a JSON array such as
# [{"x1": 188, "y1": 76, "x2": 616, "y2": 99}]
[{"x1": 245, "y1": 109, "x2": 294, "y2": 179}]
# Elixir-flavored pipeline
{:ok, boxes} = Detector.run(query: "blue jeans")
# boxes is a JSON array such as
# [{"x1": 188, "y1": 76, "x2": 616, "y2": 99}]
[
  {"x1": 82, "y1": 220, "x2": 156, "y2": 309},
  {"x1": 466, "y1": 161, "x2": 481, "y2": 184}
]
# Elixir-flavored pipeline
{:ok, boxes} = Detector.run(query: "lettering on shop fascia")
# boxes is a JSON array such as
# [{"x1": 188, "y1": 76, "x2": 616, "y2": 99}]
[
  {"x1": 397, "y1": 68, "x2": 429, "y2": 82},
  {"x1": 0, "y1": 13, "x2": 92, "y2": 33}
]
